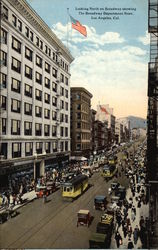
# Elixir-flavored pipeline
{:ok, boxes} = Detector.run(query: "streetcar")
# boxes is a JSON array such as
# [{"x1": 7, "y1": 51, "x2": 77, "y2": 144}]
[
  {"x1": 102, "y1": 164, "x2": 118, "y2": 179},
  {"x1": 108, "y1": 155, "x2": 118, "y2": 165},
  {"x1": 61, "y1": 174, "x2": 89, "y2": 200}
]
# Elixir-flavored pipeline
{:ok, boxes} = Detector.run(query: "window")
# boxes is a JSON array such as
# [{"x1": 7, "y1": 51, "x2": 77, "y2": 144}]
[
  {"x1": 52, "y1": 82, "x2": 57, "y2": 92},
  {"x1": 77, "y1": 104, "x2": 81, "y2": 110},
  {"x1": 52, "y1": 141, "x2": 57, "y2": 152},
  {"x1": 60, "y1": 73, "x2": 64, "y2": 83},
  {"x1": 76, "y1": 144, "x2": 81, "y2": 150},
  {"x1": 52, "y1": 126, "x2": 57, "y2": 136},
  {"x1": 65, "y1": 89, "x2": 68, "y2": 98},
  {"x1": 30, "y1": 31, "x2": 33, "y2": 42},
  {"x1": 1, "y1": 50, "x2": 7, "y2": 66},
  {"x1": 1, "y1": 28, "x2": 7, "y2": 44},
  {"x1": 52, "y1": 97, "x2": 57, "y2": 107},
  {"x1": 25, "y1": 84, "x2": 32, "y2": 97},
  {"x1": 45, "y1": 62, "x2": 50, "y2": 73},
  {"x1": 60, "y1": 113, "x2": 64, "y2": 122},
  {"x1": 35, "y1": 106, "x2": 42, "y2": 117},
  {"x1": 25, "y1": 142, "x2": 33, "y2": 156},
  {"x1": 45, "y1": 77, "x2": 50, "y2": 89},
  {"x1": 77, "y1": 113, "x2": 81, "y2": 119},
  {"x1": 52, "y1": 68, "x2": 57, "y2": 78},
  {"x1": 36, "y1": 36, "x2": 39, "y2": 46},
  {"x1": 48, "y1": 48, "x2": 51, "y2": 57},
  {"x1": 76, "y1": 133, "x2": 81, "y2": 140},
  {"x1": 44, "y1": 124, "x2": 50, "y2": 136},
  {"x1": 44, "y1": 93, "x2": 50, "y2": 104},
  {"x1": 76, "y1": 94, "x2": 80, "y2": 100},
  {"x1": 25, "y1": 65, "x2": 32, "y2": 79},
  {"x1": 60, "y1": 87, "x2": 64, "y2": 96},
  {"x1": 12, "y1": 143, "x2": 21, "y2": 158},
  {"x1": 11, "y1": 120, "x2": 20, "y2": 135},
  {"x1": 12, "y1": 37, "x2": 21, "y2": 53},
  {"x1": 60, "y1": 100, "x2": 64, "y2": 109},
  {"x1": 65, "y1": 102, "x2": 68, "y2": 111},
  {"x1": 24, "y1": 103, "x2": 32, "y2": 116},
  {"x1": 36, "y1": 142, "x2": 42, "y2": 154},
  {"x1": 65, "y1": 114, "x2": 68, "y2": 123},
  {"x1": 65, "y1": 141, "x2": 68, "y2": 151},
  {"x1": 1, "y1": 95, "x2": 6, "y2": 110},
  {"x1": 45, "y1": 142, "x2": 50, "y2": 153},
  {"x1": 60, "y1": 141, "x2": 64, "y2": 152},
  {"x1": 0, "y1": 72, "x2": 7, "y2": 88},
  {"x1": 2, "y1": 6, "x2": 8, "y2": 20},
  {"x1": 18, "y1": 20, "x2": 22, "y2": 32},
  {"x1": 35, "y1": 89, "x2": 42, "y2": 101},
  {"x1": 24, "y1": 121, "x2": 32, "y2": 135},
  {"x1": 11, "y1": 99, "x2": 20, "y2": 113},
  {"x1": 40, "y1": 40, "x2": 43, "y2": 50},
  {"x1": 11, "y1": 78, "x2": 20, "y2": 93},
  {"x1": 12, "y1": 14, "x2": 17, "y2": 27},
  {"x1": 12, "y1": 57, "x2": 21, "y2": 73},
  {"x1": 45, "y1": 45, "x2": 48, "y2": 54},
  {"x1": 25, "y1": 26, "x2": 29, "y2": 38},
  {"x1": 36, "y1": 55, "x2": 42, "y2": 67},
  {"x1": 77, "y1": 122, "x2": 81, "y2": 128},
  {"x1": 52, "y1": 111, "x2": 57, "y2": 121},
  {"x1": 25, "y1": 47, "x2": 33, "y2": 61},
  {"x1": 60, "y1": 127, "x2": 64, "y2": 137},
  {"x1": 36, "y1": 72, "x2": 42, "y2": 84},
  {"x1": 65, "y1": 77, "x2": 68, "y2": 85},
  {"x1": 35, "y1": 123, "x2": 42, "y2": 136},
  {"x1": 1, "y1": 118, "x2": 6, "y2": 134},
  {"x1": 44, "y1": 109, "x2": 50, "y2": 119},
  {"x1": 65, "y1": 127, "x2": 68, "y2": 137}
]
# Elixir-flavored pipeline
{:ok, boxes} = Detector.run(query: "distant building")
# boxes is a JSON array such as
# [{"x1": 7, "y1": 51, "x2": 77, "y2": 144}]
[
  {"x1": 70, "y1": 87, "x2": 92, "y2": 158},
  {"x1": 115, "y1": 121, "x2": 123, "y2": 144},
  {"x1": 96, "y1": 104, "x2": 115, "y2": 145}
]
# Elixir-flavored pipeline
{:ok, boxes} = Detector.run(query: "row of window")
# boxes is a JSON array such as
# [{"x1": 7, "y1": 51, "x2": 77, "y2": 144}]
[
  {"x1": 76, "y1": 132, "x2": 90, "y2": 140},
  {"x1": 0, "y1": 97, "x2": 69, "y2": 120},
  {"x1": 1, "y1": 73, "x2": 69, "y2": 98},
  {"x1": 76, "y1": 142, "x2": 91, "y2": 151},
  {"x1": 1, "y1": 118, "x2": 68, "y2": 137},
  {"x1": 1, "y1": 7, "x2": 69, "y2": 73},
  {"x1": 1, "y1": 50, "x2": 69, "y2": 85},
  {"x1": 71, "y1": 122, "x2": 91, "y2": 130},
  {"x1": 1, "y1": 141, "x2": 69, "y2": 159}
]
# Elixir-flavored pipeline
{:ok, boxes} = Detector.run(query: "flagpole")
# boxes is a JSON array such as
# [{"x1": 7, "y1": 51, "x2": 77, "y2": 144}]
[{"x1": 67, "y1": 8, "x2": 69, "y2": 49}]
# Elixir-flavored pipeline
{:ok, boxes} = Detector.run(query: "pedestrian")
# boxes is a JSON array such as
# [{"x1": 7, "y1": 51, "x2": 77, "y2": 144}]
[
  {"x1": 123, "y1": 223, "x2": 128, "y2": 238},
  {"x1": 133, "y1": 226, "x2": 139, "y2": 245},
  {"x1": 127, "y1": 238, "x2": 134, "y2": 249},
  {"x1": 132, "y1": 206, "x2": 136, "y2": 216},
  {"x1": 115, "y1": 231, "x2": 122, "y2": 248},
  {"x1": 131, "y1": 210, "x2": 135, "y2": 222},
  {"x1": 43, "y1": 189, "x2": 47, "y2": 203},
  {"x1": 128, "y1": 223, "x2": 132, "y2": 238}
]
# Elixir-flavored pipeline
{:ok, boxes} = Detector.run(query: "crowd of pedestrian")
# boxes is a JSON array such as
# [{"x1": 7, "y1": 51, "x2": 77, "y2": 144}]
[{"x1": 112, "y1": 142, "x2": 149, "y2": 249}]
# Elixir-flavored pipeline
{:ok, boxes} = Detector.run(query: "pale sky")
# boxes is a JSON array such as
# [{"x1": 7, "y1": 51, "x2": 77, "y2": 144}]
[{"x1": 27, "y1": 0, "x2": 149, "y2": 119}]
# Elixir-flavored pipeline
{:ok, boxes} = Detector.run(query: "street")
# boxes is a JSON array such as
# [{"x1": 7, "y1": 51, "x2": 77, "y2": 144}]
[{"x1": 0, "y1": 140, "x2": 143, "y2": 249}]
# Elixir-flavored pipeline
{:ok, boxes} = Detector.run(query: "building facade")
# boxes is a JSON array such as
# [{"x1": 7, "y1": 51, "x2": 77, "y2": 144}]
[
  {"x1": 71, "y1": 87, "x2": 92, "y2": 158},
  {"x1": 0, "y1": 0, "x2": 73, "y2": 185},
  {"x1": 147, "y1": 0, "x2": 158, "y2": 247},
  {"x1": 93, "y1": 120, "x2": 108, "y2": 153},
  {"x1": 115, "y1": 121, "x2": 123, "y2": 144}
]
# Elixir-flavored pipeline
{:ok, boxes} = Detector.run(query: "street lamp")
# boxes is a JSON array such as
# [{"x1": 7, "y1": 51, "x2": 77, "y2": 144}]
[{"x1": 34, "y1": 152, "x2": 37, "y2": 181}]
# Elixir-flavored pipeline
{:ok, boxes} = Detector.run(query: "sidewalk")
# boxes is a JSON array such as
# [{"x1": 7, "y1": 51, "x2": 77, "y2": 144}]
[
  {"x1": 0, "y1": 190, "x2": 37, "y2": 214},
  {"x1": 111, "y1": 186, "x2": 149, "y2": 249}
]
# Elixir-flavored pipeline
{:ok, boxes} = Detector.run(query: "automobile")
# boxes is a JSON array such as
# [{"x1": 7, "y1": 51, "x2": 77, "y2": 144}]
[
  {"x1": 111, "y1": 182, "x2": 120, "y2": 190},
  {"x1": 46, "y1": 181, "x2": 56, "y2": 194},
  {"x1": 35, "y1": 186, "x2": 49, "y2": 198},
  {"x1": 81, "y1": 166, "x2": 93, "y2": 178},
  {"x1": 94, "y1": 195, "x2": 107, "y2": 211},
  {"x1": 77, "y1": 209, "x2": 91, "y2": 227},
  {"x1": 115, "y1": 186, "x2": 126, "y2": 200},
  {"x1": 89, "y1": 233, "x2": 109, "y2": 249},
  {"x1": 111, "y1": 196, "x2": 121, "y2": 206}
]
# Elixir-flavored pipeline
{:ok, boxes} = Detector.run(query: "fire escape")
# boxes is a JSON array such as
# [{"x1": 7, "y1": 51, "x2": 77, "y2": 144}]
[{"x1": 147, "y1": 0, "x2": 158, "y2": 247}]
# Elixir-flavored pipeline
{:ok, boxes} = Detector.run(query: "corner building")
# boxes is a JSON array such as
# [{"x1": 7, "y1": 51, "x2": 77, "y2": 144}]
[{"x1": 0, "y1": 0, "x2": 74, "y2": 185}]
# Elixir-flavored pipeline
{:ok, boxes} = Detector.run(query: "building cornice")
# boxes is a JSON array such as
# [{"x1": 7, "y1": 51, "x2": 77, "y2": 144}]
[
  {"x1": 71, "y1": 87, "x2": 93, "y2": 98},
  {"x1": 6, "y1": 0, "x2": 74, "y2": 63}
]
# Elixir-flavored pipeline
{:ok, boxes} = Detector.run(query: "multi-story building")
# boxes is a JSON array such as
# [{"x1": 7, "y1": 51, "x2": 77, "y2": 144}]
[
  {"x1": 71, "y1": 87, "x2": 92, "y2": 158},
  {"x1": 96, "y1": 104, "x2": 116, "y2": 145},
  {"x1": 94, "y1": 120, "x2": 108, "y2": 153},
  {"x1": 147, "y1": 0, "x2": 158, "y2": 247},
  {"x1": 91, "y1": 109, "x2": 97, "y2": 153},
  {"x1": 0, "y1": 0, "x2": 73, "y2": 186},
  {"x1": 115, "y1": 121, "x2": 123, "y2": 144}
]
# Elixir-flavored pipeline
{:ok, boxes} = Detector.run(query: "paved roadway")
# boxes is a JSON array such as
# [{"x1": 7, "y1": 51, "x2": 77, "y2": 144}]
[{"x1": 0, "y1": 139, "x2": 144, "y2": 249}]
